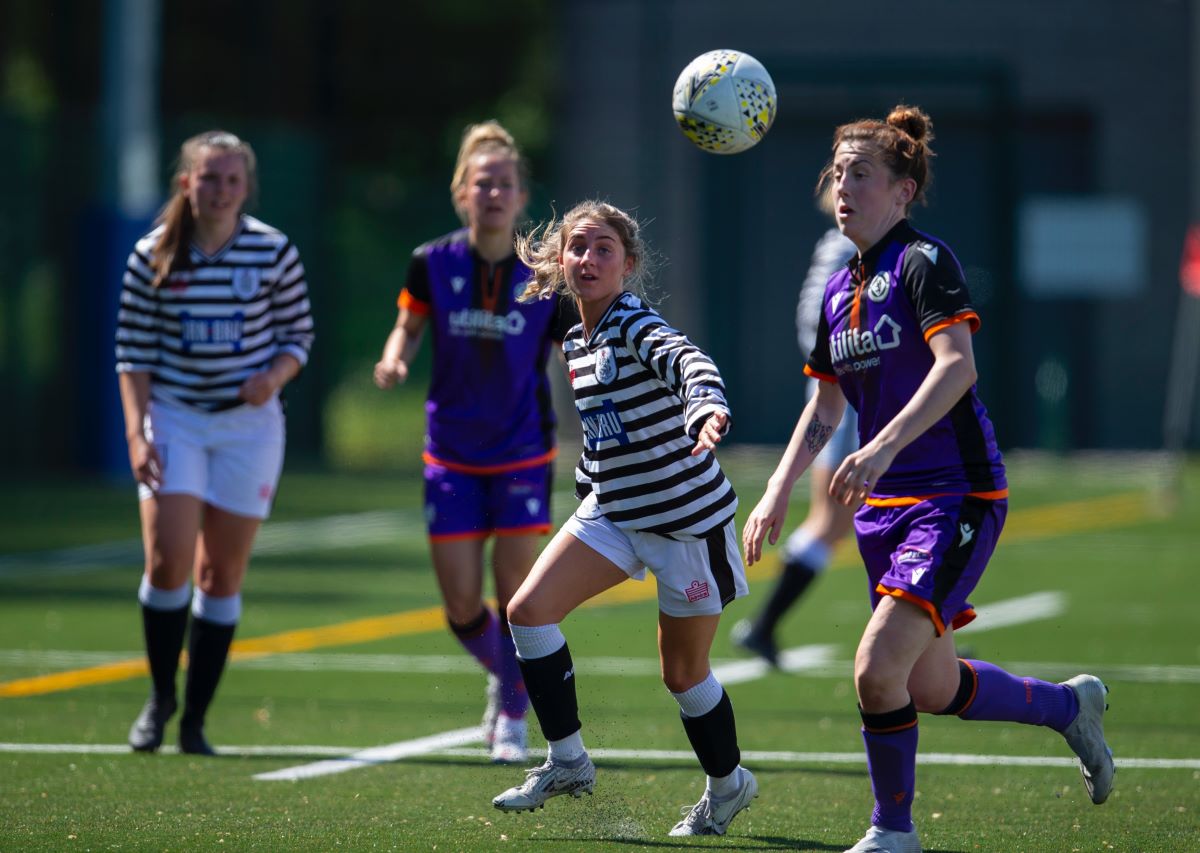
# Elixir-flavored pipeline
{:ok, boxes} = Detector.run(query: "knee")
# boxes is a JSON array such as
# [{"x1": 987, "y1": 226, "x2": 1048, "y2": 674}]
[
  {"x1": 194, "y1": 558, "x2": 246, "y2": 598},
  {"x1": 661, "y1": 661, "x2": 710, "y2": 695},
  {"x1": 506, "y1": 593, "x2": 551, "y2": 628},
  {"x1": 854, "y1": 657, "x2": 902, "y2": 710}
]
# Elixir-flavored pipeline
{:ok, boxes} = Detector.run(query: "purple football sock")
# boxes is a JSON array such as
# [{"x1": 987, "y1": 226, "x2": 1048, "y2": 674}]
[
  {"x1": 448, "y1": 607, "x2": 501, "y2": 675},
  {"x1": 959, "y1": 659, "x2": 1079, "y2": 731},
  {"x1": 860, "y1": 703, "x2": 918, "y2": 833},
  {"x1": 496, "y1": 624, "x2": 529, "y2": 718}
]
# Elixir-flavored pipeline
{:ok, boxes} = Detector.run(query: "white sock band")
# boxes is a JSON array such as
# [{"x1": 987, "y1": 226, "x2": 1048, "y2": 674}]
[
  {"x1": 191, "y1": 589, "x2": 241, "y2": 626},
  {"x1": 509, "y1": 623, "x2": 566, "y2": 661},
  {"x1": 707, "y1": 766, "x2": 743, "y2": 799},
  {"x1": 782, "y1": 531, "x2": 832, "y2": 572},
  {"x1": 547, "y1": 731, "x2": 586, "y2": 764},
  {"x1": 671, "y1": 671, "x2": 723, "y2": 718},
  {"x1": 138, "y1": 576, "x2": 191, "y2": 611}
]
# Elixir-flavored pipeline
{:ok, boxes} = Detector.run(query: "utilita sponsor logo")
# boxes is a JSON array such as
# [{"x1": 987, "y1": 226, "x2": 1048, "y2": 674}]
[
  {"x1": 448, "y1": 308, "x2": 527, "y2": 339},
  {"x1": 829, "y1": 314, "x2": 902, "y2": 362}
]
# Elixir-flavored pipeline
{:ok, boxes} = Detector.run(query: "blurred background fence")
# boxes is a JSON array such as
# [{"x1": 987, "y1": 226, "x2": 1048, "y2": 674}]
[{"x1": 1, "y1": 0, "x2": 1197, "y2": 480}]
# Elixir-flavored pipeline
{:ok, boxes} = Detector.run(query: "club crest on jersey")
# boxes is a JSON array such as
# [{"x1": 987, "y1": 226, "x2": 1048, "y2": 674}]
[
  {"x1": 593, "y1": 345, "x2": 618, "y2": 385},
  {"x1": 514, "y1": 278, "x2": 531, "y2": 300},
  {"x1": 867, "y1": 272, "x2": 891, "y2": 303},
  {"x1": 450, "y1": 276, "x2": 466, "y2": 295},
  {"x1": 231, "y1": 268, "x2": 261, "y2": 301}
]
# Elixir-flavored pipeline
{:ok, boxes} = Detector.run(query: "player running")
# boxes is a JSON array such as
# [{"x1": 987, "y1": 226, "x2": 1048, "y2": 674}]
[
  {"x1": 743, "y1": 105, "x2": 1114, "y2": 853},
  {"x1": 491, "y1": 201, "x2": 758, "y2": 837}
]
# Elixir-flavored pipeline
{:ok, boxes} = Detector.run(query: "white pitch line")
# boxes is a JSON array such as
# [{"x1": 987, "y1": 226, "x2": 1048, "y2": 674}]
[
  {"x1": 1, "y1": 741, "x2": 1196, "y2": 771},
  {"x1": 251, "y1": 726, "x2": 483, "y2": 781},
  {"x1": 958, "y1": 591, "x2": 1066, "y2": 632}
]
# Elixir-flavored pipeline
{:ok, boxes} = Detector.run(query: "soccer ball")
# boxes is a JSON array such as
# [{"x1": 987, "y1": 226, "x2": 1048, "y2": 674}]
[{"x1": 672, "y1": 49, "x2": 777, "y2": 154}]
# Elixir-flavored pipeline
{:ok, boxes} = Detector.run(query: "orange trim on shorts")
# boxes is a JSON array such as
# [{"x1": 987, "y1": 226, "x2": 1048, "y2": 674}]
[
  {"x1": 876, "y1": 584, "x2": 948, "y2": 636},
  {"x1": 865, "y1": 488, "x2": 1008, "y2": 507},
  {"x1": 950, "y1": 607, "x2": 977, "y2": 631},
  {"x1": 802, "y1": 364, "x2": 838, "y2": 384},
  {"x1": 398, "y1": 289, "x2": 430, "y2": 315},
  {"x1": 924, "y1": 311, "x2": 980, "y2": 341},
  {"x1": 422, "y1": 448, "x2": 558, "y2": 475},
  {"x1": 428, "y1": 530, "x2": 490, "y2": 543},
  {"x1": 493, "y1": 524, "x2": 552, "y2": 538}
]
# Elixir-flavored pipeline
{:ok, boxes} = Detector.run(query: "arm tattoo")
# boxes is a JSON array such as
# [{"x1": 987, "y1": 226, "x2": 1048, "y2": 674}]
[{"x1": 804, "y1": 414, "x2": 834, "y2": 455}]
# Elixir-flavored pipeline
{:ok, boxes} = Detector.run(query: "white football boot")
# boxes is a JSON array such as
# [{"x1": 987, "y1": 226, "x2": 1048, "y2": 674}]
[
  {"x1": 492, "y1": 754, "x2": 596, "y2": 812},
  {"x1": 843, "y1": 825, "x2": 922, "y2": 853},
  {"x1": 490, "y1": 713, "x2": 528, "y2": 764},
  {"x1": 1060, "y1": 674, "x2": 1115, "y2": 804},
  {"x1": 668, "y1": 768, "x2": 758, "y2": 836}
]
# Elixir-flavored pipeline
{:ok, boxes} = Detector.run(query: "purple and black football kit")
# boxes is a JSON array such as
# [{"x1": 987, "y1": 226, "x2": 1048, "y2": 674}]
[
  {"x1": 805, "y1": 219, "x2": 1006, "y2": 634},
  {"x1": 398, "y1": 228, "x2": 575, "y2": 541},
  {"x1": 397, "y1": 228, "x2": 574, "y2": 725},
  {"x1": 805, "y1": 221, "x2": 1083, "y2": 835}
]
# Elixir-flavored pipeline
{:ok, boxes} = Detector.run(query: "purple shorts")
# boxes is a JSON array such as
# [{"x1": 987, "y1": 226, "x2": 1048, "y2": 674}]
[
  {"x1": 424, "y1": 462, "x2": 553, "y2": 541},
  {"x1": 854, "y1": 495, "x2": 1007, "y2": 635}
]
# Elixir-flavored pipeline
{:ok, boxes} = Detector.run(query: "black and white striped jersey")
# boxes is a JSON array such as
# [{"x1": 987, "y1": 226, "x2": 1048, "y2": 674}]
[
  {"x1": 566, "y1": 291, "x2": 737, "y2": 539},
  {"x1": 115, "y1": 215, "x2": 315, "y2": 412}
]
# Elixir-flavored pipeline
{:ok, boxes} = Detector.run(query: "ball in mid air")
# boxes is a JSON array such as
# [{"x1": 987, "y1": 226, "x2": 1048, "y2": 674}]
[{"x1": 672, "y1": 49, "x2": 777, "y2": 154}]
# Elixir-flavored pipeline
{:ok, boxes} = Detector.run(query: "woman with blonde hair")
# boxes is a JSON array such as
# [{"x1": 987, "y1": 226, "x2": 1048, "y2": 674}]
[
  {"x1": 116, "y1": 130, "x2": 314, "y2": 755},
  {"x1": 373, "y1": 121, "x2": 575, "y2": 763},
  {"x1": 491, "y1": 201, "x2": 757, "y2": 837}
]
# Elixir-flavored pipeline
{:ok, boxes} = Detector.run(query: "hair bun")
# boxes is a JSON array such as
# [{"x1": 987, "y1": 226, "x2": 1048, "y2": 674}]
[{"x1": 886, "y1": 105, "x2": 933, "y2": 144}]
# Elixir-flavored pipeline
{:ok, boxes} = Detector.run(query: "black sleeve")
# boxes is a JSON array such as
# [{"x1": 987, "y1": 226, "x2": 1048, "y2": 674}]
[
  {"x1": 548, "y1": 293, "x2": 580, "y2": 342},
  {"x1": 403, "y1": 249, "x2": 432, "y2": 305},
  {"x1": 901, "y1": 240, "x2": 976, "y2": 335},
  {"x1": 804, "y1": 307, "x2": 835, "y2": 379}
]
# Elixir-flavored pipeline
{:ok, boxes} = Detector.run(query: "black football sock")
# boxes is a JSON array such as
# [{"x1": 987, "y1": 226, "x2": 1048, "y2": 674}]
[
  {"x1": 516, "y1": 642, "x2": 581, "y2": 741},
  {"x1": 181, "y1": 618, "x2": 236, "y2": 728},
  {"x1": 141, "y1": 603, "x2": 189, "y2": 701},
  {"x1": 755, "y1": 559, "x2": 818, "y2": 635},
  {"x1": 680, "y1": 690, "x2": 741, "y2": 778}
]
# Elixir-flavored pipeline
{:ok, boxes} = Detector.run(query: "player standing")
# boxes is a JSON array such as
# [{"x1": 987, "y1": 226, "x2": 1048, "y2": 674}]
[
  {"x1": 732, "y1": 220, "x2": 858, "y2": 664},
  {"x1": 742, "y1": 106, "x2": 1114, "y2": 853},
  {"x1": 373, "y1": 122, "x2": 574, "y2": 764},
  {"x1": 491, "y1": 201, "x2": 758, "y2": 837},
  {"x1": 117, "y1": 130, "x2": 314, "y2": 755}
]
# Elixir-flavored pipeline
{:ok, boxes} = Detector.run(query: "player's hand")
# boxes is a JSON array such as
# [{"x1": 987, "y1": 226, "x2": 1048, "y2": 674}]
[
  {"x1": 238, "y1": 369, "x2": 282, "y2": 406},
  {"x1": 373, "y1": 358, "x2": 408, "y2": 390},
  {"x1": 830, "y1": 442, "x2": 895, "y2": 506},
  {"x1": 691, "y1": 411, "x2": 728, "y2": 456},
  {"x1": 127, "y1": 433, "x2": 163, "y2": 490},
  {"x1": 742, "y1": 483, "x2": 790, "y2": 566}
]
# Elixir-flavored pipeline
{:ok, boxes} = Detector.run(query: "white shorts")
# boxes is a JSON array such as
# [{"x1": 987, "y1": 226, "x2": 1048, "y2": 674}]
[
  {"x1": 562, "y1": 493, "x2": 749, "y2": 617},
  {"x1": 808, "y1": 377, "x2": 859, "y2": 469},
  {"x1": 138, "y1": 397, "x2": 286, "y2": 519}
]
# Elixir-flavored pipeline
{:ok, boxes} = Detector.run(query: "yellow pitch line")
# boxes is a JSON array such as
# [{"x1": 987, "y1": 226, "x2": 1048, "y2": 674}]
[{"x1": 0, "y1": 490, "x2": 1154, "y2": 700}]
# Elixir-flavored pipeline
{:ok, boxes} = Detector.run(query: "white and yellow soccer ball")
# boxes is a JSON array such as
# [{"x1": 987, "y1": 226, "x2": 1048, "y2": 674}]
[{"x1": 672, "y1": 49, "x2": 777, "y2": 154}]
